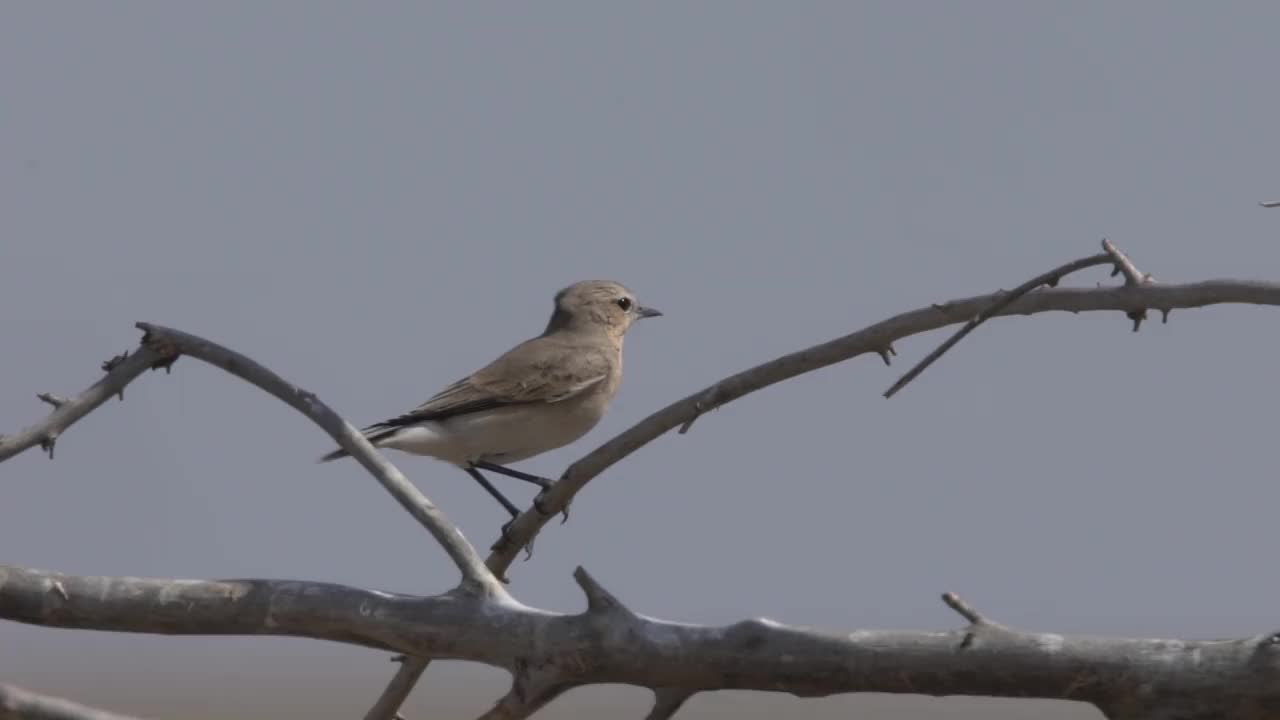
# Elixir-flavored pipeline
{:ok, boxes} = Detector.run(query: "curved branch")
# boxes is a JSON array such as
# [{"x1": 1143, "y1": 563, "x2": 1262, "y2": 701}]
[
  {"x1": 133, "y1": 323, "x2": 502, "y2": 594},
  {"x1": 4, "y1": 562, "x2": 1279, "y2": 720},
  {"x1": 0, "y1": 682, "x2": 144, "y2": 720},
  {"x1": 0, "y1": 324, "x2": 501, "y2": 594},
  {"x1": 489, "y1": 277, "x2": 1280, "y2": 570}
]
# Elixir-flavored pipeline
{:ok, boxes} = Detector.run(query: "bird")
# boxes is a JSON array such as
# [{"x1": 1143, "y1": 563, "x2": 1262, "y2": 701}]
[{"x1": 319, "y1": 280, "x2": 662, "y2": 519}]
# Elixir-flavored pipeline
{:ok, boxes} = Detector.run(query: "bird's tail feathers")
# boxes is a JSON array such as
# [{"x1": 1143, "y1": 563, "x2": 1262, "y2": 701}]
[{"x1": 315, "y1": 425, "x2": 401, "y2": 464}]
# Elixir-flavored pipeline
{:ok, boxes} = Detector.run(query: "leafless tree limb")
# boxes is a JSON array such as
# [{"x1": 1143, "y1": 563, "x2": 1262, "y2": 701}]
[
  {"x1": 487, "y1": 274, "x2": 1280, "y2": 574},
  {"x1": 374, "y1": 246, "x2": 1280, "y2": 716},
  {"x1": 2, "y1": 562, "x2": 1278, "y2": 720},
  {"x1": 130, "y1": 323, "x2": 503, "y2": 594},
  {"x1": 8, "y1": 246, "x2": 1280, "y2": 718},
  {"x1": 0, "y1": 683, "x2": 144, "y2": 720},
  {"x1": 0, "y1": 348, "x2": 161, "y2": 463}
]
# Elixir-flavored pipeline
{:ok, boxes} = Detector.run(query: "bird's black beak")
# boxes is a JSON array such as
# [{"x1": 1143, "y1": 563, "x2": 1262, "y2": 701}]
[{"x1": 635, "y1": 306, "x2": 663, "y2": 319}]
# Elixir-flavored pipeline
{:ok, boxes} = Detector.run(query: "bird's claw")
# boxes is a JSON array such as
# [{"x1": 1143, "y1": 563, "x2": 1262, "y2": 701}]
[{"x1": 532, "y1": 492, "x2": 553, "y2": 517}]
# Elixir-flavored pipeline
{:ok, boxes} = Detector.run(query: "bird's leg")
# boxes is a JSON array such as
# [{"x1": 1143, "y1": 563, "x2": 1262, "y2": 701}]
[
  {"x1": 471, "y1": 460, "x2": 554, "y2": 490},
  {"x1": 464, "y1": 466, "x2": 520, "y2": 518}
]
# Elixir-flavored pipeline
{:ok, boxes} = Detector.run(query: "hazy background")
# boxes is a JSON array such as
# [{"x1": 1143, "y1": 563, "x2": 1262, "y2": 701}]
[{"x1": 3, "y1": 2, "x2": 1279, "y2": 718}]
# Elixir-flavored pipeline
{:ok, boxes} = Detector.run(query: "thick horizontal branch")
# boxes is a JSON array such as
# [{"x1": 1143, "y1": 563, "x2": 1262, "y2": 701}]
[
  {"x1": 489, "y1": 278, "x2": 1280, "y2": 569},
  {"x1": 3, "y1": 562, "x2": 1278, "y2": 719},
  {"x1": 0, "y1": 683, "x2": 144, "y2": 720}
]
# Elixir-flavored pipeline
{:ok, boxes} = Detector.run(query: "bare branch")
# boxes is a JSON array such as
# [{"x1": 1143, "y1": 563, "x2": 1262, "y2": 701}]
[
  {"x1": 0, "y1": 682, "x2": 145, "y2": 720},
  {"x1": 16, "y1": 260, "x2": 1280, "y2": 719},
  {"x1": 4, "y1": 561, "x2": 1280, "y2": 719},
  {"x1": 941, "y1": 591, "x2": 988, "y2": 626},
  {"x1": 884, "y1": 252, "x2": 1112, "y2": 398},
  {"x1": 490, "y1": 276, "x2": 1280, "y2": 572},
  {"x1": 0, "y1": 348, "x2": 161, "y2": 463},
  {"x1": 1260, "y1": 200, "x2": 1280, "y2": 208},
  {"x1": 131, "y1": 323, "x2": 503, "y2": 594}
]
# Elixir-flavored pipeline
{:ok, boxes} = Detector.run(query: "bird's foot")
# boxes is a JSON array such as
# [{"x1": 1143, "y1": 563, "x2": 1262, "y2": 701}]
[
  {"x1": 532, "y1": 491, "x2": 553, "y2": 517},
  {"x1": 496, "y1": 518, "x2": 536, "y2": 562}
]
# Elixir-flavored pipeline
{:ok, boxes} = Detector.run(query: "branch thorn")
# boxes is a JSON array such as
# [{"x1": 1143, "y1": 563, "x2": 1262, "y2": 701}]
[
  {"x1": 49, "y1": 581, "x2": 69, "y2": 601},
  {"x1": 877, "y1": 344, "x2": 897, "y2": 366},
  {"x1": 942, "y1": 591, "x2": 987, "y2": 626},
  {"x1": 36, "y1": 393, "x2": 68, "y2": 409},
  {"x1": 679, "y1": 404, "x2": 702, "y2": 434},
  {"x1": 573, "y1": 566, "x2": 631, "y2": 615}
]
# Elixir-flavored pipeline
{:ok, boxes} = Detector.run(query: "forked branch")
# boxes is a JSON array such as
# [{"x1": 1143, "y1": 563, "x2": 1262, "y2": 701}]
[
  {"x1": 2, "y1": 562, "x2": 1278, "y2": 720},
  {"x1": 7, "y1": 242, "x2": 1280, "y2": 719},
  {"x1": 488, "y1": 245, "x2": 1280, "y2": 576}
]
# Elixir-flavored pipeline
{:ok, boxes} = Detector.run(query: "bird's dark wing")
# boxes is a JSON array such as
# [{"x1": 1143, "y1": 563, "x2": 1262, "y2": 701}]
[{"x1": 364, "y1": 336, "x2": 612, "y2": 432}]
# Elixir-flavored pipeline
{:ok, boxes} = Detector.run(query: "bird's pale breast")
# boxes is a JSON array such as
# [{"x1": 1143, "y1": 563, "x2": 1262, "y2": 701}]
[{"x1": 446, "y1": 390, "x2": 611, "y2": 464}]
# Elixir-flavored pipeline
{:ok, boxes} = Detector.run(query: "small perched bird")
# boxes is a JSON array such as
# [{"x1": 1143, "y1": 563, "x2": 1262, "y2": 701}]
[{"x1": 320, "y1": 280, "x2": 662, "y2": 518}]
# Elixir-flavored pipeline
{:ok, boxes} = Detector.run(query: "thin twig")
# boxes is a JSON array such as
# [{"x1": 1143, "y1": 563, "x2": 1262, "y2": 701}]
[
  {"x1": 942, "y1": 592, "x2": 987, "y2": 626},
  {"x1": 883, "y1": 253, "x2": 1112, "y2": 398},
  {"x1": 0, "y1": 348, "x2": 162, "y2": 463},
  {"x1": 1260, "y1": 200, "x2": 1280, "y2": 208},
  {"x1": 133, "y1": 323, "x2": 503, "y2": 594}
]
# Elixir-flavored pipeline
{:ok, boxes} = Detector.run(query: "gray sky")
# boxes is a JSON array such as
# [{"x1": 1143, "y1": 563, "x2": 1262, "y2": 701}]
[{"x1": 3, "y1": 3, "x2": 1279, "y2": 718}]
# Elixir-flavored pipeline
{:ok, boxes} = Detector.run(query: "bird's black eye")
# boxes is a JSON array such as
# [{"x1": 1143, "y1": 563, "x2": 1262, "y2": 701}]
[{"x1": 616, "y1": 297, "x2": 633, "y2": 311}]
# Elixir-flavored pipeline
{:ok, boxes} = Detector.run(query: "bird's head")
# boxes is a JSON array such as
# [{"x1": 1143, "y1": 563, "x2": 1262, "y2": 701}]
[{"x1": 545, "y1": 280, "x2": 662, "y2": 338}]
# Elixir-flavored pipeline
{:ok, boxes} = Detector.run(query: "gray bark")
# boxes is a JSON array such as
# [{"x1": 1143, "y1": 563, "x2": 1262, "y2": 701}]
[{"x1": 1, "y1": 564, "x2": 1277, "y2": 720}]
